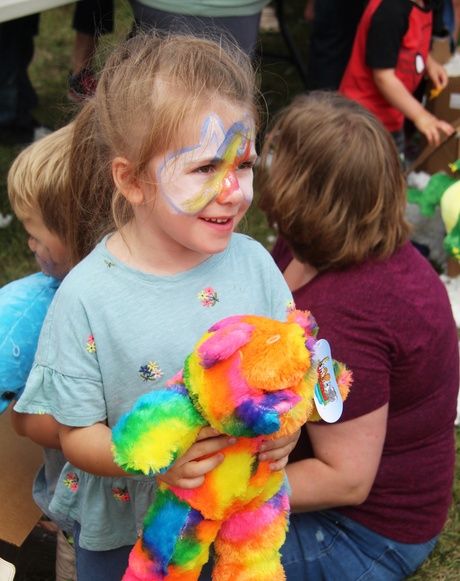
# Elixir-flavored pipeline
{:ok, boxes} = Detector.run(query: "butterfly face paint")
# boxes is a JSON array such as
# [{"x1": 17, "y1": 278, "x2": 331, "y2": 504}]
[{"x1": 155, "y1": 113, "x2": 256, "y2": 215}]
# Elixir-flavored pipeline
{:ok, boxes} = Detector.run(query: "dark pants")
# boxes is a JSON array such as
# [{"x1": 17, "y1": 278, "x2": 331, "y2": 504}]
[
  {"x1": 0, "y1": 14, "x2": 39, "y2": 127},
  {"x1": 307, "y1": 0, "x2": 368, "y2": 90},
  {"x1": 129, "y1": 0, "x2": 261, "y2": 56},
  {"x1": 72, "y1": 0, "x2": 114, "y2": 36}
]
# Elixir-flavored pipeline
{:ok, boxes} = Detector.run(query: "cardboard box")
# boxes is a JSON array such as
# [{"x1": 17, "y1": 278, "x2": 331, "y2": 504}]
[
  {"x1": 426, "y1": 76, "x2": 460, "y2": 124},
  {"x1": 427, "y1": 49, "x2": 460, "y2": 123},
  {"x1": 431, "y1": 34, "x2": 452, "y2": 66},
  {"x1": 408, "y1": 117, "x2": 460, "y2": 175},
  {"x1": 0, "y1": 409, "x2": 43, "y2": 547}
]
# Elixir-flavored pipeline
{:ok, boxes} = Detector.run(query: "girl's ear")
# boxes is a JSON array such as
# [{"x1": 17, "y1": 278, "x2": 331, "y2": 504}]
[{"x1": 112, "y1": 157, "x2": 145, "y2": 206}]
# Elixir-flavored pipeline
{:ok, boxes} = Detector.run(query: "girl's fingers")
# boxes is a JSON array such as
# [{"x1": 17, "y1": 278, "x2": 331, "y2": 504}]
[
  {"x1": 182, "y1": 453, "x2": 225, "y2": 478},
  {"x1": 196, "y1": 426, "x2": 221, "y2": 440},
  {"x1": 259, "y1": 443, "x2": 292, "y2": 462},
  {"x1": 184, "y1": 435, "x2": 235, "y2": 462},
  {"x1": 268, "y1": 457, "x2": 289, "y2": 471}
]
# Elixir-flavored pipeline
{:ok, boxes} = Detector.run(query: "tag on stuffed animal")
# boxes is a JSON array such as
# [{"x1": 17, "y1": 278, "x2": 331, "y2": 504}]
[{"x1": 312, "y1": 339, "x2": 343, "y2": 423}]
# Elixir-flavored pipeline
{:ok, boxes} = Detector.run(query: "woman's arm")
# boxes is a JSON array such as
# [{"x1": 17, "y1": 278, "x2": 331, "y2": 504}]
[
  {"x1": 11, "y1": 410, "x2": 61, "y2": 449},
  {"x1": 286, "y1": 403, "x2": 388, "y2": 512}
]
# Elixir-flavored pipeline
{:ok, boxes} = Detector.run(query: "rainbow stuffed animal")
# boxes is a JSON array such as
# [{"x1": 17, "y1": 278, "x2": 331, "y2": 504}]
[{"x1": 112, "y1": 310, "x2": 351, "y2": 581}]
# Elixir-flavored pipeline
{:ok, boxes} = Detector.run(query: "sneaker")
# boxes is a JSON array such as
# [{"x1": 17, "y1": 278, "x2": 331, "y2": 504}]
[{"x1": 68, "y1": 68, "x2": 97, "y2": 102}]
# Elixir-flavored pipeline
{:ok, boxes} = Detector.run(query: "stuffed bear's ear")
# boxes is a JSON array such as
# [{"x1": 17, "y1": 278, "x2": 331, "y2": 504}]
[
  {"x1": 198, "y1": 322, "x2": 254, "y2": 368},
  {"x1": 208, "y1": 315, "x2": 246, "y2": 332},
  {"x1": 287, "y1": 309, "x2": 318, "y2": 339}
]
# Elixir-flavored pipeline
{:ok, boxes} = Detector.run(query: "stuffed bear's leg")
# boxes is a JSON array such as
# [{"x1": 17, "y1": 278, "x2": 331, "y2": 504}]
[
  {"x1": 212, "y1": 485, "x2": 290, "y2": 581},
  {"x1": 123, "y1": 487, "x2": 221, "y2": 581}
]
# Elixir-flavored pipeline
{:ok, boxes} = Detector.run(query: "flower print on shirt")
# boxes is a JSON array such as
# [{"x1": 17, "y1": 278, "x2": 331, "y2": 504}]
[
  {"x1": 63, "y1": 472, "x2": 79, "y2": 492},
  {"x1": 139, "y1": 361, "x2": 163, "y2": 382},
  {"x1": 112, "y1": 487, "x2": 130, "y2": 503},
  {"x1": 86, "y1": 334, "x2": 96, "y2": 353},
  {"x1": 198, "y1": 286, "x2": 219, "y2": 307}
]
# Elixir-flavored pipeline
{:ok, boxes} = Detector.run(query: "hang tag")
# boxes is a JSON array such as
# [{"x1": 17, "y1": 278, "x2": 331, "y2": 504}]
[{"x1": 313, "y1": 339, "x2": 343, "y2": 423}]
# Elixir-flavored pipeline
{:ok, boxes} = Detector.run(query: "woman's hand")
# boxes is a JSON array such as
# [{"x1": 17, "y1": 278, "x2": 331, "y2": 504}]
[
  {"x1": 259, "y1": 429, "x2": 301, "y2": 471},
  {"x1": 157, "y1": 427, "x2": 235, "y2": 489}
]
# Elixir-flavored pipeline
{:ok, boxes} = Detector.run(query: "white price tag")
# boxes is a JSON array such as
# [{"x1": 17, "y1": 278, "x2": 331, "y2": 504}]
[{"x1": 313, "y1": 339, "x2": 343, "y2": 423}]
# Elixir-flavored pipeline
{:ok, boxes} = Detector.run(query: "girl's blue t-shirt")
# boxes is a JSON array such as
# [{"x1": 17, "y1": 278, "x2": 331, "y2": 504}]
[{"x1": 15, "y1": 233, "x2": 293, "y2": 550}]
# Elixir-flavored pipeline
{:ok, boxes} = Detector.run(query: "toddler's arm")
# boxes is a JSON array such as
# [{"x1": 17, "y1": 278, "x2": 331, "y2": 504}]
[
  {"x1": 11, "y1": 410, "x2": 61, "y2": 449},
  {"x1": 60, "y1": 423, "x2": 234, "y2": 479},
  {"x1": 372, "y1": 67, "x2": 454, "y2": 146},
  {"x1": 60, "y1": 423, "x2": 129, "y2": 477}
]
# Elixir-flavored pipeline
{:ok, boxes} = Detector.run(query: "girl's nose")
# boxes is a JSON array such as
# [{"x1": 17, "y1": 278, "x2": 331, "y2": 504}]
[{"x1": 215, "y1": 170, "x2": 242, "y2": 204}]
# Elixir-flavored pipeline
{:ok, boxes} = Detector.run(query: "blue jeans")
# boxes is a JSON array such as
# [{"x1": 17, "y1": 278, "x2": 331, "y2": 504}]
[
  {"x1": 73, "y1": 523, "x2": 132, "y2": 581},
  {"x1": 281, "y1": 511, "x2": 438, "y2": 580},
  {"x1": 73, "y1": 523, "x2": 213, "y2": 580}
]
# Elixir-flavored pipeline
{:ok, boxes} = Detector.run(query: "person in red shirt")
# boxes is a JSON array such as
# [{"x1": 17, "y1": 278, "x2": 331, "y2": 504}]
[
  {"x1": 340, "y1": 0, "x2": 453, "y2": 151},
  {"x1": 258, "y1": 91, "x2": 459, "y2": 580}
]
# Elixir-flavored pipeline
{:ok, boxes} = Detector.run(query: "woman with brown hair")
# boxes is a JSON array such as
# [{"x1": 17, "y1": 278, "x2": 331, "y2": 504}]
[{"x1": 259, "y1": 91, "x2": 459, "y2": 580}]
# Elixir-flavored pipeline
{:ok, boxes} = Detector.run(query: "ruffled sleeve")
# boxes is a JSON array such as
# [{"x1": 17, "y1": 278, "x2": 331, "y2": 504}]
[{"x1": 14, "y1": 281, "x2": 107, "y2": 427}]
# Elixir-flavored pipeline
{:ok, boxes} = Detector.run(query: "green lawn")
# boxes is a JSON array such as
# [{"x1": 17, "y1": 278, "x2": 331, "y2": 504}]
[{"x1": 0, "y1": 2, "x2": 458, "y2": 579}]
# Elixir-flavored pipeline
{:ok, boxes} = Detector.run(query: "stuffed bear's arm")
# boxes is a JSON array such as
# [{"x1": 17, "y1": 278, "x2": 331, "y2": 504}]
[{"x1": 112, "y1": 385, "x2": 207, "y2": 476}]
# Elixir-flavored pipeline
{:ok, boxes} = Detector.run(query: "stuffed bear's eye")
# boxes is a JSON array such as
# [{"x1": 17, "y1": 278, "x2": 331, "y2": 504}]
[{"x1": 2, "y1": 391, "x2": 16, "y2": 401}]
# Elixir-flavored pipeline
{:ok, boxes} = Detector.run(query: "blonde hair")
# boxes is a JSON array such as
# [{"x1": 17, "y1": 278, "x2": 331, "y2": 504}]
[
  {"x1": 8, "y1": 124, "x2": 73, "y2": 246},
  {"x1": 258, "y1": 92, "x2": 410, "y2": 271},
  {"x1": 68, "y1": 32, "x2": 258, "y2": 263}
]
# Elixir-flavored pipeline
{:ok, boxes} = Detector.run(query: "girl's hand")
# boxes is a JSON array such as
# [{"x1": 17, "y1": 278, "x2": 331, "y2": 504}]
[
  {"x1": 258, "y1": 429, "x2": 301, "y2": 471},
  {"x1": 157, "y1": 427, "x2": 235, "y2": 489}
]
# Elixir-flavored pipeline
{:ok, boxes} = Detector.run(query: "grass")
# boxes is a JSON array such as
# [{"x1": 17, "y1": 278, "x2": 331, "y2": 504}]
[{"x1": 0, "y1": 1, "x2": 458, "y2": 579}]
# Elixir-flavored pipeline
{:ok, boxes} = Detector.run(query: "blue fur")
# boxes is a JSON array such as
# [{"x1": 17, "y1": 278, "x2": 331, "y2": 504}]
[
  {"x1": 0, "y1": 273, "x2": 59, "y2": 413},
  {"x1": 235, "y1": 397, "x2": 280, "y2": 435},
  {"x1": 143, "y1": 488, "x2": 193, "y2": 574}
]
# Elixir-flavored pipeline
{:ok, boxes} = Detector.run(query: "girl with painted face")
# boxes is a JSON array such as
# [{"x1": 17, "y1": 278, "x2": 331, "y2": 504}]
[{"x1": 14, "y1": 34, "x2": 297, "y2": 580}]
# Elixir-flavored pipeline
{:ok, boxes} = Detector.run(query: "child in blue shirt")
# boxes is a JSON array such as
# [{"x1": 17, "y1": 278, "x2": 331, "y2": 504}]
[
  {"x1": 14, "y1": 33, "x2": 297, "y2": 580},
  {"x1": 6, "y1": 124, "x2": 77, "y2": 581}
]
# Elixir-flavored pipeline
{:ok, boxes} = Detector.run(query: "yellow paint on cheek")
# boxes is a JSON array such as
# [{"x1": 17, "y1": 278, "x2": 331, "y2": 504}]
[{"x1": 181, "y1": 133, "x2": 245, "y2": 214}]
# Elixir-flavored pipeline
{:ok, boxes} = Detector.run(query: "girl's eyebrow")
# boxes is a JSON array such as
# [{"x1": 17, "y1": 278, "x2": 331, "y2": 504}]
[{"x1": 184, "y1": 153, "x2": 259, "y2": 170}]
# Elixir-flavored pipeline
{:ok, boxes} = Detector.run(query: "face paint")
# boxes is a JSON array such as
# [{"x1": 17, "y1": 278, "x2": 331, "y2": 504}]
[{"x1": 156, "y1": 114, "x2": 255, "y2": 215}]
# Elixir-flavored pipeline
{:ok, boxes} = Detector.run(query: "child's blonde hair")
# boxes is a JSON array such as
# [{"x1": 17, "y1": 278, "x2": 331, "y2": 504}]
[
  {"x1": 68, "y1": 33, "x2": 258, "y2": 263},
  {"x1": 258, "y1": 91, "x2": 410, "y2": 271},
  {"x1": 8, "y1": 124, "x2": 73, "y2": 247}
]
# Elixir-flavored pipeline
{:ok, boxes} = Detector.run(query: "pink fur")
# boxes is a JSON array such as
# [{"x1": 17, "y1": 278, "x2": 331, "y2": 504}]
[
  {"x1": 220, "y1": 504, "x2": 281, "y2": 541},
  {"x1": 198, "y1": 323, "x2": 254, "y2": 368}
]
